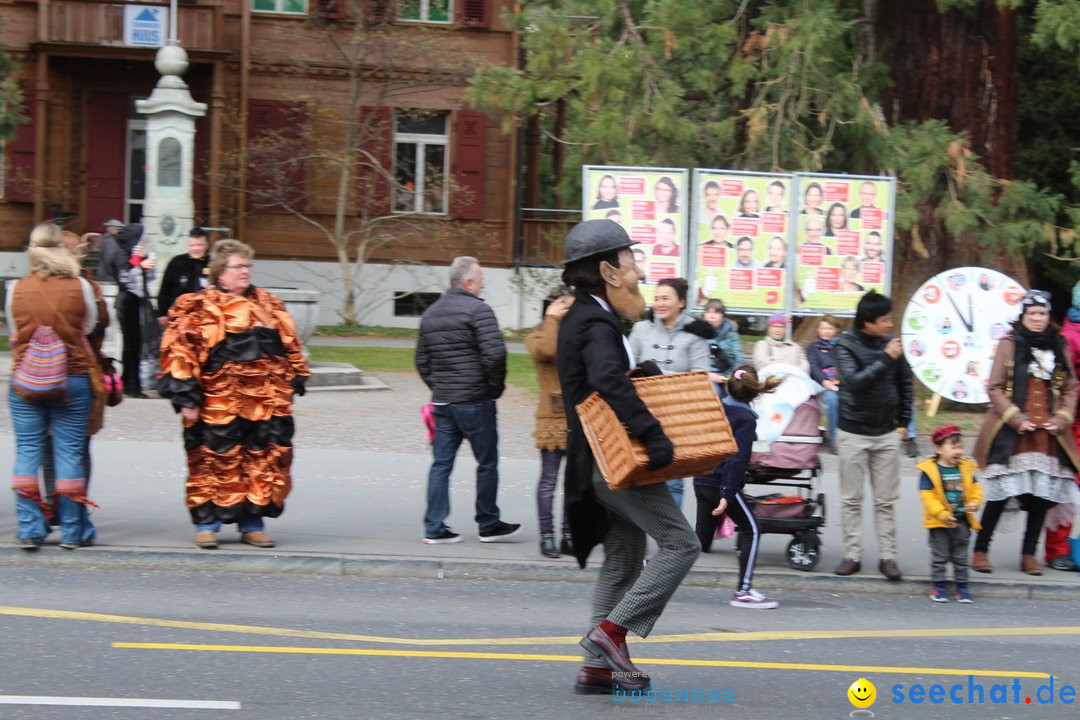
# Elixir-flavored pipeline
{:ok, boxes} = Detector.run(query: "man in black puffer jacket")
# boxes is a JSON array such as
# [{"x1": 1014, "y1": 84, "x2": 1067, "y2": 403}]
[
  {"x1": 415, "y1": 256, "x2": 519, "y2": 545},
  {"x1": 833, "y1": 290, "x2": 913, "y2": 582}
]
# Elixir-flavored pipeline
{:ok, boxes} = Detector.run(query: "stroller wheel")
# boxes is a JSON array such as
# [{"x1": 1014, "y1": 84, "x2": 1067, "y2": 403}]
[{"x1": 787, "y1": 532, "x2": 821, "y2": 572}]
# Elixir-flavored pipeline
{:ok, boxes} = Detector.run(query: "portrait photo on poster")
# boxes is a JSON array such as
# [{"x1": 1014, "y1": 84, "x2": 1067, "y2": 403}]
[{"x1": 791, "y1": 173, "x2": 895, "y2": 316}]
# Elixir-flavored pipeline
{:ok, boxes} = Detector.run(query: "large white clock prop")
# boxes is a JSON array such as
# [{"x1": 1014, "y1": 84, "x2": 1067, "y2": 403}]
[{"x1": 901, "y1": 267, "x2": 1026, "y2": 404}]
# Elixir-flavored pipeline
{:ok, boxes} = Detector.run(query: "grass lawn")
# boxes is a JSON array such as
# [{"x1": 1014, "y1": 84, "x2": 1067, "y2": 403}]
[
  {"x1": 0, "y1": 336, "x2": 8, "y2": 352},
  {"x1": 309, "y1": 346, "x2": 540, "y2": 394}
]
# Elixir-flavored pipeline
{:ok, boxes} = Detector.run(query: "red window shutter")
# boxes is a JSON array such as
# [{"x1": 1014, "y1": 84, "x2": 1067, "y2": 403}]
[
  {"x1": 364, "y1": 0, "x2": 396, "y2": 24},
  {"x1": 450, "y1": 110, "x2": 486, "y2": 220},
  {"x1": 85, "y1": 91, "x2": 127, "y2": 227},
  {"x1": 5, "y1": 90, "x2": 36, "y2": 204},
  {"x1": 313, "y1": 0, "x2": 343, "y2": 19},
  {"x1": 357, "y1": 106, "x2": 394, "y2": 217},
  {"x1": 457, "y1": 0, "x2": 490, "y2": 28},
  {"x1": 246, "y1": 99, "x2": 307, "y2": 209}
]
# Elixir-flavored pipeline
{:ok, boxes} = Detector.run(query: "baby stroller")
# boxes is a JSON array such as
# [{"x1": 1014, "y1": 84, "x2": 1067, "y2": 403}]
[{"x1": 742, "y1": 367, "x2": 827, "y2": 571}]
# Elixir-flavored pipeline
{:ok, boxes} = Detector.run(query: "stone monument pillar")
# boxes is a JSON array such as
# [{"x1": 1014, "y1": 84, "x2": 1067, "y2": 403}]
[{"x1": 136, "y1": 38, "x2": 207, "y2": 282}]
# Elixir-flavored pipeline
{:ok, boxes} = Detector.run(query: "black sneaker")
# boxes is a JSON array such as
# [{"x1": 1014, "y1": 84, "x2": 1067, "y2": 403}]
[
  {"x1": 478, "y1": 521, "x2": 522, "y2": 543},
  {"x1": 903, "y1": 438, "x2": 919, "y2": 458},
  {"x1": 423, "y1": 528, "x2": 462, "y2": 545}
]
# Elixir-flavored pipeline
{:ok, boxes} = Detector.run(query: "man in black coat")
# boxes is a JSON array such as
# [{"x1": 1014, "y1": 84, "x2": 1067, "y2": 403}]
[
  {"x1": 415, "y1": 256, "x2": 519, "y2": 545},
  {"x1": 833, "y1": 290, "x2": 914, "y2": 581},
  {"x1": 157, "y1": 227, "x2": 210, "y2": 323},
  {"x1": 556, "y1": 220, "x2": 699, "y2": 696}
]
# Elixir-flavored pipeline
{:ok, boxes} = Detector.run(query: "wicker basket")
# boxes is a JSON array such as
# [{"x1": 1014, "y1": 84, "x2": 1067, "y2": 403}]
[{"x1": 575, "y1": 370, "x2": 737, "y2": 490}]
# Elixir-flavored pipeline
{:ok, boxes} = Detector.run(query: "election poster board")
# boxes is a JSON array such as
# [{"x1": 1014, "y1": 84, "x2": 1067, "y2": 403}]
[
  {"x1": 689, "y1": 170, "x2": 791, "y2": 313},
  {"x1": 790, "y1": 174, "x2": 895, "y2": 315},
  {"x1": 582, "y1": 166, "x2": 690, "y2": 303},
  {"x1": 901, "y1": 267, "x2": 1025, "y2": 405}
]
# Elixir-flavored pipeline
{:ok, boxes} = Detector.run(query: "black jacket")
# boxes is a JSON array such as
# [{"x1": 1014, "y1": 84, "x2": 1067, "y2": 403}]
[
  {"x1": 834, "y1": 329, "x2": 913, "y2": 436},
  {"x1": 557, "y1": 293, "x2": 666, "y2": 567},
  {"x1": 157, "y1": 254, "x2": 208, "y2": 317},
  {"x1": 415, "y1": 287, "x2": 506, "y2": 403}
]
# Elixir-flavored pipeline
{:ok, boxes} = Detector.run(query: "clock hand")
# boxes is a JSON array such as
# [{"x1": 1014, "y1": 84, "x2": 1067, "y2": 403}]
[{"x1": 946, "y1": 291, "x2": 974, "y2": 333}]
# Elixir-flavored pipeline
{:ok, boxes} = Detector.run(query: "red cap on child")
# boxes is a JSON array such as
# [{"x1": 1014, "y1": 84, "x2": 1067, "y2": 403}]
[{"x1": 931, "y1": 424, "x2": 962, "y2": 445}]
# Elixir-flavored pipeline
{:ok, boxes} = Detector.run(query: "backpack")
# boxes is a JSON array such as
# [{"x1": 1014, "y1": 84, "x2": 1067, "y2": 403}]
[{"x1": 13, "y1": 324, "x2": 69, "y2": 404}]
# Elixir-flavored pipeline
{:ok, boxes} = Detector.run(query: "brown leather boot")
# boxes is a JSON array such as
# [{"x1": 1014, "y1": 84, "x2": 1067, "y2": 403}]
[
  {"x1": 241, "y1": 531, "x2": 275, "y2": 548},
  {"x1": 1021, "y1": 554, "x2": 1043, "y2": 576},
  {"x1": 971, "y1": 551, "x2": 992, "y2": 573}
]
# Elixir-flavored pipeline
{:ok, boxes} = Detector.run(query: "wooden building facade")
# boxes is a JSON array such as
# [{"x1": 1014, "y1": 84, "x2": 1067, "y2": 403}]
[{"x1": 0, "y1": 0, "x2": 519, "y2": 271}]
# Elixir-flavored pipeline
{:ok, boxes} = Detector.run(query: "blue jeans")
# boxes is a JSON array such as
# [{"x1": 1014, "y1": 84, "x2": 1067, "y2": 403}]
[
  {"x1": 820, "y1": 389, "x2": 839, "y2": 444},
  {"x1": 536, "y1": 449, "x2": 569, "y2": 537},
  {"x1": 667, "y1": 478, "x2": 685, "y2": 507},
  {"x1": 10, "y1": 375, "x2": 94, "y2": 545},
  {"x1": 197, "y1": 516, "x2": 265, "y2": 533},
  {"x1": 424, "y1": 400, "x2": 501, "y2": 537}
]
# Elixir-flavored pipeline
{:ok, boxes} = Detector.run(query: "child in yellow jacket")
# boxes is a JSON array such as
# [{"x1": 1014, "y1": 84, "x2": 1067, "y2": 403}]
[{"x1": 917, "y1": 424, "x2": 983, "y2": 603}]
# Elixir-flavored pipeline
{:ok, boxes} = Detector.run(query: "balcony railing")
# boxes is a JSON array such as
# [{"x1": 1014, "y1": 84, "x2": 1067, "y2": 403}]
[{"x1": 42, "y1": 1, "x2": 224, "y2": 52}]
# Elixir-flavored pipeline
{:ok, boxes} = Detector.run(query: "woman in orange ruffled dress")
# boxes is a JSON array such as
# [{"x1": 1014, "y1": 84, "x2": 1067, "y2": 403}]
[{"x1": 158, "y1": 239, "x2": 309, "y2": 550}]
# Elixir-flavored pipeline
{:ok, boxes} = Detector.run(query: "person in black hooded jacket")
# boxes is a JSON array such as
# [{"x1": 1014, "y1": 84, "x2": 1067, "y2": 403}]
[
  {"x1": 157, "y1": 227, "x2": 209, "y2": 322},
  {"x1": 833, "y1": 290, "x2": 913, "y2": 581},
  {"x1": 99, "y1": 223, "x2": 156, "y2": 398}
]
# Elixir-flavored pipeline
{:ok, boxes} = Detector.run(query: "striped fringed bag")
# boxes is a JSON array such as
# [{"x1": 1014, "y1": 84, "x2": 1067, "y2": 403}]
[{"x1": 12, "y1": 325, "x2": 69, "y2": 404}]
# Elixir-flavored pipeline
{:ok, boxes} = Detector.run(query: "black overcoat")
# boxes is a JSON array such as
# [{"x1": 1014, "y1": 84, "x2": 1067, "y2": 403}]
[{"x1": 556, "y1": 292, "x2": 664, "y2": 567}]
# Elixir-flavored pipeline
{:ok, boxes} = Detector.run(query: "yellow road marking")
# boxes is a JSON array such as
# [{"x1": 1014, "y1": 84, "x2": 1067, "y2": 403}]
[
  {"x1": 3, "y1": 606, "x2": 1080, "y2": 647},
  {"x1": 111, "y1": 642, "x2": 1052, "y2": 679}
]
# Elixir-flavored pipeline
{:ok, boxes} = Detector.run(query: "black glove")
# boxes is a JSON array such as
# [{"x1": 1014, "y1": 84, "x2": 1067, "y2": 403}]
[
  {"x1": 641, "y1": 426, "x2": 674, "y2": 471},
  {"x1": 291, "y1": 376, "x2": 307, "y2": 397},
  {"x1": 708, "y1": 344, "x2": 732, "y2": 374},
  {"x1": 630, "y1": 359, "x2": 664, "y2": 378},
  {"x1": 683, "y1": 318, "x2": 715, "y2": 340}
]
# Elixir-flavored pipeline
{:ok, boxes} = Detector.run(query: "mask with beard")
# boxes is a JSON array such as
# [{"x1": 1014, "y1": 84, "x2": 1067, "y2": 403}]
[{"x1": 600, "y1": 251, "x2": 646, "y2": 320}]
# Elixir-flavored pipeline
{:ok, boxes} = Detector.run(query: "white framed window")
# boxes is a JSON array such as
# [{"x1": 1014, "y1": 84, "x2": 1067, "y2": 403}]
[
  {"x1": 393, "y1": 110, "x2": 449, "y2": 214},
  {"x1": 252, "y1": 0, "x2": 308, "y2": 14},
  {"x1": 399, "y1": 0, "x2": 453, "y2": 24}
]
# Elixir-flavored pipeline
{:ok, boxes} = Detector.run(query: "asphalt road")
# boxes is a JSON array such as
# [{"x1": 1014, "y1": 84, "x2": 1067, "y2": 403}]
[{"x1": 2, "y1": 568, "x2": 1078, "y2": 720}]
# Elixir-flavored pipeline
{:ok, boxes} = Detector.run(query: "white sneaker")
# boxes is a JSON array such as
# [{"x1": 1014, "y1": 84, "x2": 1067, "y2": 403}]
[{"x1": 730, "y1": 589, "x2": 779, "y2": 609}]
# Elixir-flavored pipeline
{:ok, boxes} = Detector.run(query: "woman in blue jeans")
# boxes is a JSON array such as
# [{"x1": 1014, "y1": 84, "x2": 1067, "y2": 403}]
[
  {"x1": 807, "y1": 315, "x2": 840, "y2": 453},
  {"x1": 7, "y1": 222, "x2": 99, "y2": 549}
]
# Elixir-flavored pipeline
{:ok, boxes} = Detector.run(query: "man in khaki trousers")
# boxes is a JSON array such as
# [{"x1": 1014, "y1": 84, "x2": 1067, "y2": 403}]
[{"x1": 833, "y1": 291, "x2": 914, "y2": 581}]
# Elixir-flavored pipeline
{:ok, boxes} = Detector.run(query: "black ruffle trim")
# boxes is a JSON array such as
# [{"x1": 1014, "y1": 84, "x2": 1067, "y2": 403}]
[
  {"x1": 183, "y1": 414, "x2": 296, "y2": 453},
  {"x1": 190, "y1": 499, "x2": 284, "y2": 524},
  {"x1": 204, "y1": 326, "x2": 287, "y2": 374},
  {"x1": 158, "y1": 374, "x2": 204, "y2": 409}
]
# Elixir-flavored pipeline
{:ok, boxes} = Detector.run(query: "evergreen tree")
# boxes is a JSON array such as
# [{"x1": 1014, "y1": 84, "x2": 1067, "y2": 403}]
[{"x1": 471, "y1": 0, "x2": 1073, "y2": 300}]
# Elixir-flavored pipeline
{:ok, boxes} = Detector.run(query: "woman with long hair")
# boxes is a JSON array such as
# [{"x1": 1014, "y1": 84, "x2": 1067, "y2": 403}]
[{"x1": 7, "y1": 223, "x2": 99, "y2": 550}]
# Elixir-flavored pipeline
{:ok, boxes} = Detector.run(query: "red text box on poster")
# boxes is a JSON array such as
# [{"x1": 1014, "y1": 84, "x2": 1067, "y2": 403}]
[
  {"x1": 835, "y1": 229, "x2": 860, "y2": 257},
  {"x1": 816, "y1": 266, "x2": 841, "y2": 291},
  {"x1": 700, "y1": 245, "x2": 726, "y2": 267},
  {"x1": 618, "y1": 177, "x2": 646, "y2": 195},
  {"x1": 799, "y1": 244, "x2": 826, "y2": 266},
  {"x1": 650, "y1": 262, "x2": 678, "y2": 281},
  {"x1": 630, "y1": 225, "x2": 656, "y2": 244},
  {"x1": 824, "y1": 182, "x2": 850, "y2": 203},
  {"x1": 731, "y1": 218, "x2": 760, "y2": 237},
  {"x1": 762, "y1": 213, "x2": 786, "y2": 233},
  {"x1": 756, "y1": 268, "x2": 783, "y2": 288},
  {"x1": 860, "y1": 208, "x2": 884, "y2": 230},
  {"x1": 630, "y1": 201, "x2": 656, "y2": 221},
  {"x1": 728, "y1": 269, "x2": 754, "y2": 291},
  {"x1": 720, "y1": 179, "x2": 745, "y2": 197},
  {"x1": 862, "y1": 262, "x2": 884, "y2": 284}
]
